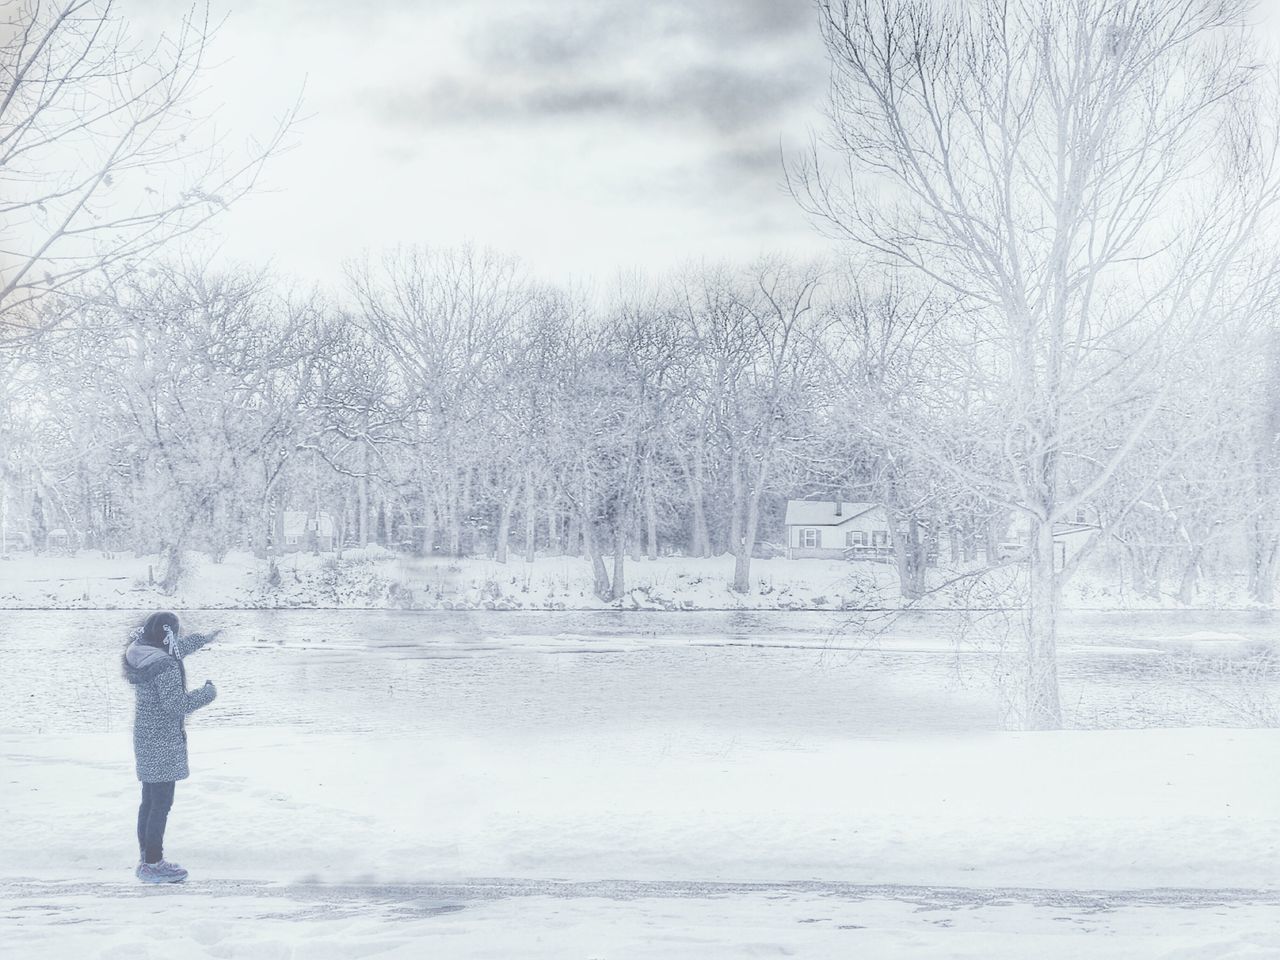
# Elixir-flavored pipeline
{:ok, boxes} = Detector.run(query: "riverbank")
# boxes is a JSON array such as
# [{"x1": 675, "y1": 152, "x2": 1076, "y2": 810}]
[{"x1": 0, "y1": 548, "x2": 1261, "y2": 611}]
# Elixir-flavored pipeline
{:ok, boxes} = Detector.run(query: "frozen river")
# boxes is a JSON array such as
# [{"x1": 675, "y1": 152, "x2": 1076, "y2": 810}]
[{"x1": 1, "y1": 609, "x2": 1276, "y2": 735}]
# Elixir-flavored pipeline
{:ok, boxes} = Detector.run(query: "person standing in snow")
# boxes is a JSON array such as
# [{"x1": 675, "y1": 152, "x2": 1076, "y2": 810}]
[{"x1": 121, "y1": 611, "x2": 220, "y2": 884}]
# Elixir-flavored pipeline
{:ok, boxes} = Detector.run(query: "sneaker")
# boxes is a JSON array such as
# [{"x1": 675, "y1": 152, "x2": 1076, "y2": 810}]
[{"x1": 137, "y1": 859, "x2": 188, "y2": 884}]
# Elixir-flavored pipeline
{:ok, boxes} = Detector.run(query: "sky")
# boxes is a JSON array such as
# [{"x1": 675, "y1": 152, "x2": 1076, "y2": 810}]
[
  {"x1": 124, "y1": 0, "x2": 1280, "y2": 289},
  {"x1": 125, "y1": 0, "x2": 833, "y2": 287}
]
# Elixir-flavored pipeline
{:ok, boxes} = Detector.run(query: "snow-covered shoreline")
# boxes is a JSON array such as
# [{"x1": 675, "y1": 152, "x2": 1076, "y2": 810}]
[{"x1": 0, "y1": 549, "x2": 1264, "y2": 612}]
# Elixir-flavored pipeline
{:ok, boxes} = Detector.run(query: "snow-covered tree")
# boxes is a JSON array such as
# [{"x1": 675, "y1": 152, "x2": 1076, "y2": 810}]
[
  {"x1": 0, "y1": 1, "x2": 293, "y2": 342},
  {"x1": 795, "y1": 0, "x2": 1280, "y2": 727}
]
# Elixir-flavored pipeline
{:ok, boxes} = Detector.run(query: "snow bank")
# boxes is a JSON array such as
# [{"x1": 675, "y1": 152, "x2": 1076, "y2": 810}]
[
  {"x1": 0, "y1": 550, "x2": 900, "y2": 611},
  {"x1": 1, "y1": 549, "x2": 1267, "y2": 611}
]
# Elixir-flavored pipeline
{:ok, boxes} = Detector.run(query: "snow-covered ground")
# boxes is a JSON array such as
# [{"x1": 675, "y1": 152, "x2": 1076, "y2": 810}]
[
  {"x1": 6, "y1": 727, "x2": 1278, "y2": 889},
  {"x1": 0, "y1": 548, "x2": 1262, "y2": 610},
  {"x1": 3, "y1": 617, "x2": 1278, "y2": 957},
  {"x1": 4, "y1": 727, "x2": 1278, "y2": 958},
  {"x1": 9, "y1": 877, "x2": 1278, "y2": 960}
]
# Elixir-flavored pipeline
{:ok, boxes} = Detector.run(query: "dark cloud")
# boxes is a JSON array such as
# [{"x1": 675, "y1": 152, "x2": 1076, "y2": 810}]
[
  {"x1": 690, "y1": 0, "x2": 816, "y2": 44},
  {"x1": 377, "y1": 61, "x2": 816, "y2": 136},
  {"x1": 676, "y1": 64, "x2": 817, "y2": 134},
  {"x1": 468, "y1": 11, "x2": 620, "y2": 70},
  {"x1": 362, "y1": 0, "x2": 824, "y2": 138},
  {"x1": 379, "y1": 32, "x2": 822, "y2": 140},
  {"x1": 714, "y1": 143, "x2": 789, "y2": 178},
  {"x1": 465, "y1": 0, "x2": 815, "y2": 70},
  {"x1": 363, "y1": 0, "x2": 826, "y2": 224}
]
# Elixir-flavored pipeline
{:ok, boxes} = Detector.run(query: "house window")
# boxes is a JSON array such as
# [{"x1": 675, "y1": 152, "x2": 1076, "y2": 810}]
[
  {"x1": 800, "y1": 528, "x2": 819, "y2": 549},
  {"x1": 846, "y1": 531, "x2": 867, "y2": 547},
  {"x1": 871, "y1": 530, "x2": 889, "y2": 548},
  {"x1": 285, "y1": 535, "x2": 299, "y2": 546}
]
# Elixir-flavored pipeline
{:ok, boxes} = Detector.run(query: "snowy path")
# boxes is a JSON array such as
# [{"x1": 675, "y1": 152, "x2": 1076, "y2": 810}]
[
  {"x1": 7, "y1": 875, "x2": 1279, "y2": 912},
  {"x1": 4, "y1": 877, "x2": 1277, "y2": 959}
]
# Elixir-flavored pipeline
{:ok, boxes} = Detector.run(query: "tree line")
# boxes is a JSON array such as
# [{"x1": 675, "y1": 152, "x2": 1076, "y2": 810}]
[{"x1": 5, "y1": 246, "x2": 1279, "y2": 610}]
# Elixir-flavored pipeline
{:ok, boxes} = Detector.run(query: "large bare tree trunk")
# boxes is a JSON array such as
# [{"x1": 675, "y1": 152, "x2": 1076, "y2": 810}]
[
  {"x1": 358, "y1": 444, "x2": 369, "y2": 548},
  {"x1": 729, "y1": 452, "x2": 747, "y2": 591},
  {"x1": 547, "y1": 485, "x2": 562, "y2": 555},
  {"x1": 644, "y1": 489, "x2": 658, "y2": 562},
  {"x1": 630, "y1": 509, "x2": 643, "y2": 563},
  {"x1": 381, "y1": 498, "x2": 395, "y2": 548},
  {"x1": 419, "y1": 487, "x2": 436, "y2": 556},
  {"x1": 495, "y1": 483, "x2": 518, "y2": 563},
  {"x1": 889, "y1": 515, "x2": 927, "y2": 601},
  {"x1": 565, "y1": 512, "x2": 580, "y2": 558},
  {"x1": 580, "y1": 514, "x2": 610, "y2": 600},
  {"x1": 984, "y1": 517, "x2": 1001, "y2": 565},
  {"x1": 643, "y1": 458, "x2": 659, "y2": 560},
  {"x1": 690, "y1": 451, "x2": 712, "y2": 557},
  {"x1": 1025, "y1": 522, "x2": 1064, "y2": 730},
  {"x1": 523, "y1": 473, "x2": 537, "y2": 562},
  {"x1": 731, "y1": 456, "x2": 768, "y2": 594},
  {"x1": 677, "y1": 449, "x2": 712, "y2": 557},
  {"x1": 159, "y1": 536, "x2": 187, "y2": 594},
  {"x1": 1248, "y1": 518, "x2": 1278, "y2": 604},
  {"x1": 446, "y1": 483, "x2": 462, "y2": 557},
  {"x1": 611, "y1": 506, "x2": 628, "y2": 601},
  {"x1": 1177, "y1": 545, "x2": 1204, "y2": 605}
]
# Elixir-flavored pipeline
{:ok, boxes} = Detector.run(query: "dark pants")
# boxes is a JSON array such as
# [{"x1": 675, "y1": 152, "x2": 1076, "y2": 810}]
[{"x1": 137, "y1": 781, "x2": 175, "y2": 864}]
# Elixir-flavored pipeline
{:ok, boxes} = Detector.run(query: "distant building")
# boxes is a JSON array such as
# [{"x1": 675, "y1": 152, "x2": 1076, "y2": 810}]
[
  {"x1": 999, "y1": 514, "x2": 1099, "y2": 569},
  {"x1": 282, "y1": 511, "x2": 336, "y2": 553},
  {"x1": 784, "y1": 500, "x2": 894, "y2": 561}
]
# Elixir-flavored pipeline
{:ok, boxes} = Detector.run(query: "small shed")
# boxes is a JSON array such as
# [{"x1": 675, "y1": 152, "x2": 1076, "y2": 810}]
[{"x1": 998, "y1": 516, "x2": 1100, "y2": 569}]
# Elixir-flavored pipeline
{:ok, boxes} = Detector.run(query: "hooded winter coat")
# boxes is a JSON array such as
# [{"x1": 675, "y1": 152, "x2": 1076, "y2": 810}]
[{"x1": 122, "y1": 630, "x2": 217, "y2": 782}]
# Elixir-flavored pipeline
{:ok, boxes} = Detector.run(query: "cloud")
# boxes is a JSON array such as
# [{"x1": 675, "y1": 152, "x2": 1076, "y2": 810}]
[
  {"x1": 362, "y1": 0, "x2": 824, "y2": 136},
  {"x1": 379, "y1": 61, "x2": 815, "y2": 134},
  {"x1": 463, "y1": 0, "x2": 815, "y2": 69}
]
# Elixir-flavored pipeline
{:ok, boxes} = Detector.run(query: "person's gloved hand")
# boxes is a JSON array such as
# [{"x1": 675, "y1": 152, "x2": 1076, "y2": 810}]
[{"x1": 203, "y1": 680, "x2": 217, "y2": 700}]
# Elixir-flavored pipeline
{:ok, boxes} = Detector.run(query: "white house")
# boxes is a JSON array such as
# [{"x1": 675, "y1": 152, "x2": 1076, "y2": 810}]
[
  {"x1": 784, "y1": 500, "x2": 893, "y2": 561},
  {"x1": 282, "y1": 511, "x2": 336, "y2": 553}
]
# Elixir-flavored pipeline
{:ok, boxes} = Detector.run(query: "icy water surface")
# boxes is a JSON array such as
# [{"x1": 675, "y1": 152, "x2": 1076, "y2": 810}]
[{"x1": 1, "y1": 609, "x2": 1275, "y2": 736}]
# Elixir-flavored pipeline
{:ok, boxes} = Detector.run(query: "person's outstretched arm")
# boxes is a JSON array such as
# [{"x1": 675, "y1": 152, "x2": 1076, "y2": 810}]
[
  {"x1": 153, "y1": 666, "x2": 217, "y2": 717},
  {"x1": 170, "y1": 629, "x2": 222, "y2": 660}
]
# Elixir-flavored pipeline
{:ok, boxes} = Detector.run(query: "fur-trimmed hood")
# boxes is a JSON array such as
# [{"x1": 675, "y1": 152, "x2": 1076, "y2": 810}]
[{"x1": 123, "y1": 636, "x2": 179, "y2": 685}]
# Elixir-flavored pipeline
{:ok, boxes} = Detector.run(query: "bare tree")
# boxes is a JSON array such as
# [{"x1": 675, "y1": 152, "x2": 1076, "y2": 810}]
[
  {"x1": 795, "y1": 0, "x2": 1280, "y2": 727},
  {"x1": 0, "y1": 1, "x2": 295, "y2": 341},
  {"x1": 349, "y1": 245, "x2": 533, "y2": 557},
  {"x1": 678, "y1": 259, "x2": 824, "y2": 593},
  {"x1": 69, "y1": 263, "x2": 323, "y2": 590}
]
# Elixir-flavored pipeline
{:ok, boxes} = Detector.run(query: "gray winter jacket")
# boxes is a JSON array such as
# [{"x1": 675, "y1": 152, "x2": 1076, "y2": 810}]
[{"x1": 122, "y1": 630, "x2": 217, "y2": 783}]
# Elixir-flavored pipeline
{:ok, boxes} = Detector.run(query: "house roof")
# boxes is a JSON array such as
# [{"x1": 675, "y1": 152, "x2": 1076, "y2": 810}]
[
  {"x1": 783, "y1": 500, "x2": 881, "y2": 527},
  {"x1": 1004, "y1": 517, "x2": 1101, "y2": 541}
]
